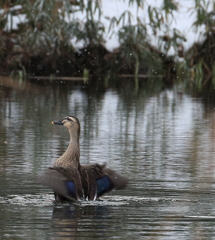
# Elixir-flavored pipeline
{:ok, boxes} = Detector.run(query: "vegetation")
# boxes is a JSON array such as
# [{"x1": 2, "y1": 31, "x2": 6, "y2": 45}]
[{"x1": 0, "y1": 0, "x2": 215, "y2": 90}]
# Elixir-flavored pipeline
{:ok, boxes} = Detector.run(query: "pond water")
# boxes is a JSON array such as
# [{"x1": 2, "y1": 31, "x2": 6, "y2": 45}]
[{"x1": 1, "y1": 76, "x2": 215, "y2": 239}]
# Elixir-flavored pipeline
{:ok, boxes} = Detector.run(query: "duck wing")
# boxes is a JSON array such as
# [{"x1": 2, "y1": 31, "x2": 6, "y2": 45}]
[
  {"x1": 38, "y1": 167, "x2": 82, "y2": 201},
  {"x1": 102, "y1": 167, "x2": 128, "y2": 190},
  {"x1": 81, "y1": 163, "x2": 128, "y2": 200}
]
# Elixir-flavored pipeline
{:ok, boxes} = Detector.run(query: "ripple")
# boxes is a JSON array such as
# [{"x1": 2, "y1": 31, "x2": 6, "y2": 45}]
[
  {"x1": 0, "y1": 194, "x2": 54, "y2": 206},
  {"x1": 184, "y1": 216, "x2": 215, "y2": 221},
  {"x1": 103, "y1": 195, "x2": 194, "y2": 204},
  {"x1": 0, "y1": 194, "x2": 194, "y2": 206}
]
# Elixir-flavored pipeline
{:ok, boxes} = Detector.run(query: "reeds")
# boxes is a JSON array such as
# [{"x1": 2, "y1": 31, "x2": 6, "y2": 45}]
[{"x1": 0, "y1": 0, "x2": 215, "y2": 91}]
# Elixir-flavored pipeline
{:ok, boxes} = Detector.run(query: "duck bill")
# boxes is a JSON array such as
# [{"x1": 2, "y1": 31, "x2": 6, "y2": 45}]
[{"x1": 51, "y1": 121, "x2": 63, "y2": 125}]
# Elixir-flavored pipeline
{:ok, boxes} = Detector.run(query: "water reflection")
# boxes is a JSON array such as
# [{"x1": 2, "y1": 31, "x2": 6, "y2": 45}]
[
  {"x1": 52, "y1": 204, "x2": 112, "y2": 239},
  {"x1": 1, "y1": 76, "x2": 215, "y2": 239}
]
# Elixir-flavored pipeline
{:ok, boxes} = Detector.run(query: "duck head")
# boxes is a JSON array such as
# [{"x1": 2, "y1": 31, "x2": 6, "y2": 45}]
[{"x1": 52, "y1": 116, "x2": 80, "y2": 134}]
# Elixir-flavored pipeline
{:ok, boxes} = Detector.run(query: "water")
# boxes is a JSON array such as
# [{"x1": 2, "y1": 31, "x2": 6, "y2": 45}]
[{"x1": 1, "y1": 76, "x2": 215, "y2": 239}]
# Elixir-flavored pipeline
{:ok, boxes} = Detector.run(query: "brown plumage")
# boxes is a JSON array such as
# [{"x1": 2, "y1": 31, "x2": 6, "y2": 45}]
[{"x1": 39, "y1": 116, "x2": 128, "y2": 201}]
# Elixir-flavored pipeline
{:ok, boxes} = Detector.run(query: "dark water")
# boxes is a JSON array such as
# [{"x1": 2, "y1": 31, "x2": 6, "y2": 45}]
[{"x1": 1, "y1": 76, "x2": 215, "y2": 239}]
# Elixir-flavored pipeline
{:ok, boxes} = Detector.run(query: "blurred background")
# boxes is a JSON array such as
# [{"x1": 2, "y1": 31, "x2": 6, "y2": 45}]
[{"x1": 1, "y1": 0, "x2": 215, "y2": 97}]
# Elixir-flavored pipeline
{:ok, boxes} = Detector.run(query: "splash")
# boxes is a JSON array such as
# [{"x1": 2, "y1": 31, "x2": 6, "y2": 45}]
[{"x1": 0, "y1": 194, "x2": 193, "y2": 206}]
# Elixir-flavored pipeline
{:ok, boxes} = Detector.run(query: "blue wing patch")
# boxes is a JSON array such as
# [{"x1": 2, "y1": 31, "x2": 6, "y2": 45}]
[
  {"x1": 66, "y1": 181, "x2": 76, "y2": 198},
  {"x1": 96, "y1": 176, "x2": 114, "y2": 197}
]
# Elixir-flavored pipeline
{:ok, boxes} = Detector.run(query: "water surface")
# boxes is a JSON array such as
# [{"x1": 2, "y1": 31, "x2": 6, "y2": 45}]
[{"x1": 1, "y1": 77, "x2": 215, "y2": 239}]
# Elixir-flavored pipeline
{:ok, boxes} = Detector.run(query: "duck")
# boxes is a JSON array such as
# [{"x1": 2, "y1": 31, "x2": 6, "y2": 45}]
[{"x1": 39, "y1": 116, "x2": 128, "y2": 201}]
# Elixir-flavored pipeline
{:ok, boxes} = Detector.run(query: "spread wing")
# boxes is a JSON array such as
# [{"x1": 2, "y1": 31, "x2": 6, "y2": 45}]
[
  {"x1": 39, "y1": 164, "x2": 128, "y2": 201},
  {"x1": 96, "y1": 167, "x2": 128, "y2": 198},
  {"x1": 38, "y1": 167, "x2": 82, "y2": 201},
  {"x1": 81, "y1": 164, "x2": 128, "y2": 200}
]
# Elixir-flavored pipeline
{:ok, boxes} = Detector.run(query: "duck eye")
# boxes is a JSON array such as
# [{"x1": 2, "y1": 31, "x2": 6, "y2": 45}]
[
  {"x1": 63, "y1": 117, "x2": 70, "y2": 121},
  {"x1": 68, "y1": 117, "x2": 74, "y2": 122}
]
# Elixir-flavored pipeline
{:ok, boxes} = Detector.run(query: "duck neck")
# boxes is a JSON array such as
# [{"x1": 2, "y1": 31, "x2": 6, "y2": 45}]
[{"x1": 53, "y1": 128, "x2": 80, "y2": 168}]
